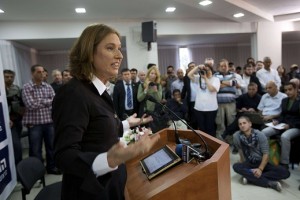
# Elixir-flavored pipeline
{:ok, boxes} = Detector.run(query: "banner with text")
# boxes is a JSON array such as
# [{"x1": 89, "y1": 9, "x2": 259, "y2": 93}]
[{"x1": 0, "y1": 66, "x2": 17, "y2": 200}]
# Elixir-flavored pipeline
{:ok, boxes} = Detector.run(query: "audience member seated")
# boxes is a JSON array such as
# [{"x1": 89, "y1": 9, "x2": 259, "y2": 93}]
[
  {"x1": 261, "y1": 82, "x2": 300, "y2": 169},
  {"x1": 257, "y1": 81, "x2": 287, "y2": 123},
  {"x1": 232, "y1": 116, "x2": 290, "y2": 192},
  {"x1": 222, "y1": 82, "x2": 261, "y2": 141},
  {"x1": 166, "y1": 89, "x2": 187, "y2": 130}
]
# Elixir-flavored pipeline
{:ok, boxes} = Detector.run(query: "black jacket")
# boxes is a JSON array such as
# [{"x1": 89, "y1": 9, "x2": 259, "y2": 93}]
[
  {"x1": 278, "y1": 97, "x2": 300, "y2": 129},
  {"x1": 53, "y1": 78, "x2": 126, "y2": 200}
]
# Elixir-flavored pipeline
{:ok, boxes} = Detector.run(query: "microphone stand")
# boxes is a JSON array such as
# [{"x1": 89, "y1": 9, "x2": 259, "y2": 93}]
[{"x1": 147, "y1": 96, "x2": 211, "y2": 160}]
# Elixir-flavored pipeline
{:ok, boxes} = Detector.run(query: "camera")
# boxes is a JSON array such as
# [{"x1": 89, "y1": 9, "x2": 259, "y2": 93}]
[
  {"x1": 199, "y1": 70, "x2": 206, "y2": 75},
  {"x1": 149, "y1": 82, "x2": 156, "y2": 87}
]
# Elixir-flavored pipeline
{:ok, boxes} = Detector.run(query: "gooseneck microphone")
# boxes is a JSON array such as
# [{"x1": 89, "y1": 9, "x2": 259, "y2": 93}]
[{"x1": 146, "y1": 95, "x2": 211, "y2": 160}]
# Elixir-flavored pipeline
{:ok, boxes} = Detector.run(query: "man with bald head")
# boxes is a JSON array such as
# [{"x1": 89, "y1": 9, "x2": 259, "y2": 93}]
[
  {"x1": 171, "y1": 68, "x2": 184, "y2": 94},
  {"x1": 257, "y1": 81, "x2": 287, "y2": 122},
  {"x1": 256, "y1": 57, "x2": 281, "y2": 93}
]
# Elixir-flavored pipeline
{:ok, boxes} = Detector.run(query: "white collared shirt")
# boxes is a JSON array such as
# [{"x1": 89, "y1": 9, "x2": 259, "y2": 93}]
[
  {"x1": 91, "y1": 76, "x2": 129, "y2": 177},
  {"x1": 257, "y1": 92, "x2": 287, "y2": 116}
]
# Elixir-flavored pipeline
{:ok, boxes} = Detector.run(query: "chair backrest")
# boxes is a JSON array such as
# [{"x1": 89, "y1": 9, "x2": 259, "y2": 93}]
[{"x1": 17, "y1": 157, "x2": 46, "y2": 194}]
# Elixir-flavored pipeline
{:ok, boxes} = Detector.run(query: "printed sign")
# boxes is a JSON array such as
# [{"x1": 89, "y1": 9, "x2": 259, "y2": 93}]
[
  {"x1": 0, "y1": 146, "x2": 12, "y2": 194},
  {"x1": 0, "y1": 103, "x2": 8, "y2": 143}
]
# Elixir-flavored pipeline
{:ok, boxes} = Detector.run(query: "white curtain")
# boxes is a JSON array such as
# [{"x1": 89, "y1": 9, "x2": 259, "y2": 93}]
[
  {"x1": 158, "y1": 46, "x2": 180, "y2": 76},
  {"x1": 0, "y1": 40, "x2": 33, "y2": 87},
  {"x1": 189, "y1": 44, "x2": 251, "y2": 68}
]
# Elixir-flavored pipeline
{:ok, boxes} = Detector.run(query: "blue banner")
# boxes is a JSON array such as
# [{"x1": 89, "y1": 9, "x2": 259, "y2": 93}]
[
  {"x1": 0, "y1": 146, "x2": 12, "y2": 194},
  {"x1": 0, "y1": 103, "x2": 7, "y2": 143}
]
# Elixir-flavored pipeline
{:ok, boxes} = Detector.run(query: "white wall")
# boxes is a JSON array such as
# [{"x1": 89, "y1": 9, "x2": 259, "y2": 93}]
[{"x1": 0, "y1": 20, "x2": 300, "y2": 75}]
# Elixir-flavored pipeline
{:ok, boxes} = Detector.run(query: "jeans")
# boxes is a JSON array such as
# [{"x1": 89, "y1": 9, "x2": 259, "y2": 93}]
[
  {"x1": 28, "y1": 123, "x2": 55, "y2": 170},
  {"x1": 233, "y1": 162, "x2": 290, "y2": 187},
  {"x1": 262, "y1": 127, "x2": 300, "y2": 164}
]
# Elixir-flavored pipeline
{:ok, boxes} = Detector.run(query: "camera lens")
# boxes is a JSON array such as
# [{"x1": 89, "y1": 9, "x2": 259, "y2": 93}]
[
  {"x1": 149, "y1": 82, "x2": 155, "y2": 86},
  {"x1": 200, "y1": 70, "x2": 206, "y2": 75}
]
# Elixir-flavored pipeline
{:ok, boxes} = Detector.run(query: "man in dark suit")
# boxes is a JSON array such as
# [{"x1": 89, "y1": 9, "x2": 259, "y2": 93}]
[{"x1": 113, "y1": 68, "x2": 139, "y2": 120}]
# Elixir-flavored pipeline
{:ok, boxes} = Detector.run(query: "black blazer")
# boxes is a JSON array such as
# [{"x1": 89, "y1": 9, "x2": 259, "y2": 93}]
[
  {"x1": 278, "y1": 97, "x2": 300, "y2": 129},
  {"x1": 242, "y1": 74, "x2": 263, "y2": 95},
  {"x1": 53, "y1": 78, "x2": 126, "y2": 200},
  {"x1": 113, "y1": 80, "x2": 139, "y2": 120}
]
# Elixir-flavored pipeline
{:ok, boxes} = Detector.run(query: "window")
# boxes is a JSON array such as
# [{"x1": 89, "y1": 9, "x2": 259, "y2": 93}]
[{"x1": 179, "y1": 47, "x2": 191, "y2": 72}]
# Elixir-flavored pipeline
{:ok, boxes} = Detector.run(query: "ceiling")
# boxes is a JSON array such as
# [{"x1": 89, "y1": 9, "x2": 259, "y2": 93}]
[{"x1": 1, "y1": 0, "x2": 300, "y2": 51}]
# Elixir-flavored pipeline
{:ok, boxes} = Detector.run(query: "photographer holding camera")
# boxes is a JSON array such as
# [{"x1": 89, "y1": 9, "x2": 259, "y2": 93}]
[
  {"x1": 188, "y1": 64, "x2": 220, "y2": 137},
  {"x1": 137, "y1": 66, "x2": 165, "y2": 132}
]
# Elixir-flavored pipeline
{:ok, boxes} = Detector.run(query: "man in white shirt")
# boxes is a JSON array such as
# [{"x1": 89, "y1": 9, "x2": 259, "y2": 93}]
[
  {"x1": 171, "y1": 69, "x2": 184, "y2": 94},
  {"x1": 257, "y1": 81, "x2": 287, "y2": 122},
  {"x1": 256, "y1": 57, "x2": 281, "y2": 92}
]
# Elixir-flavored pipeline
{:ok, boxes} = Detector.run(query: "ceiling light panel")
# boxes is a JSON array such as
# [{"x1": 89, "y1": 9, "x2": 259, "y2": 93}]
[
  {"x1": 75, "y1": 8, "x2": 86, "y2": 13},
  {"x1": 233, "y1": 13, "x2": 245, "y2": 18},
  {"x1": 0, "y1": 9, "x2": 4, "y2": 13},
  {"x1": 166, "y1": 7, "x2": 176, "y2": 12},
  {"x1": 199, "y1": 0, "x2": 212, "y2": 6}
]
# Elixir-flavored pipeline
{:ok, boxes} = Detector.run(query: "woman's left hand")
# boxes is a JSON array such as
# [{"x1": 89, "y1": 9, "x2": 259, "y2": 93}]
[{"x1": 127, "y1": 113, "x2": 153, "y2": 127}]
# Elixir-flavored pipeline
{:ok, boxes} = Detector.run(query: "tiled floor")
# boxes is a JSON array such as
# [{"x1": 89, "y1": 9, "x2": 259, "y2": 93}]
[{"x1": 7, "y1": 147, "x2": 300, "y2": 200}]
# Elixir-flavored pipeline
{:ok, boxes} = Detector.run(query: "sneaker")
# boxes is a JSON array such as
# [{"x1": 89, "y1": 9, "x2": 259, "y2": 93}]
[
  {"x1": 269, "y1": 181, "x2": 282, "y2": 192},
  {"x1": 242, "y1": 177, "x2": 248, "y2": 185}
]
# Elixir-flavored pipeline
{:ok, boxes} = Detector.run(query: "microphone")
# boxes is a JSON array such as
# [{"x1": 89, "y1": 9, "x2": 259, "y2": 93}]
[{"x1": 146, "y1": 95, "x2": 211, "y2": 160}]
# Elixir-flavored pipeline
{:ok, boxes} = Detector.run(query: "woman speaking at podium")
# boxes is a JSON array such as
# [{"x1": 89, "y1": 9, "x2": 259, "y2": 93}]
[{"x1": 52, "y1": 24, "x2": 160, "y2": 200}]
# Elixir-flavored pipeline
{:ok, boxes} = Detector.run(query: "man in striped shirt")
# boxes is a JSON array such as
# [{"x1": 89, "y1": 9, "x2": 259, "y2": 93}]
[
  {"x1": 22, "y1": 64, "x2": 60, "y2": 174},
  {"x1": 214, "y1": 59, "x2": 237, "y2": 138}
]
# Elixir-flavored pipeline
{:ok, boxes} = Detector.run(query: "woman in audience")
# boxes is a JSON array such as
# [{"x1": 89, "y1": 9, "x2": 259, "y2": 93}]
[
  {"x1": 261, "y1": 82, "x2": 300, "y2": 169},
  {"x1": 277, "y1": 65, "x2": 289, "y2": 92},
  {"x1": 160, "y1": 75, "x2": 171, "y2": 104},
  {"x1": 137, "y1": 66, "x2": 163, "y2": 132},
  {"x1": 188, "y1": 63, "x2": 220, "y2": 137}
]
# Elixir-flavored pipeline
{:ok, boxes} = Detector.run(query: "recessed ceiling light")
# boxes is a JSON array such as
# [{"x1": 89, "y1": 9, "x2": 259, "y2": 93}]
[
  {"x1": 166, "y1": 7, "x2": 176, "y2": 12},
  {"x1": 233, "y1": 13, "x2": 244, "y2": 18},
  {"x1": 0, "y1": 9, "x2": 4, "y2": 13},
  {"x1": 75, "y1": 8, "x2": 86, "y2": 13},
  {"x1": 199, "y1": 0, "x2": 212, "y2": 6}
]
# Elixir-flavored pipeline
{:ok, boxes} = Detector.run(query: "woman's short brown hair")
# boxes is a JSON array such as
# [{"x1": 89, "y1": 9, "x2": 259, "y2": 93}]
[{"x1": 69, "y1": 24, "x2": 120, "y2": 81}]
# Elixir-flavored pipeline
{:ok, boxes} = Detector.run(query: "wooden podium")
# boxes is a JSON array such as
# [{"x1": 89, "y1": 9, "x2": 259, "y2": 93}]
[{"x1": 125, "y1": 128, "x2": 231, "y2": 200}]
